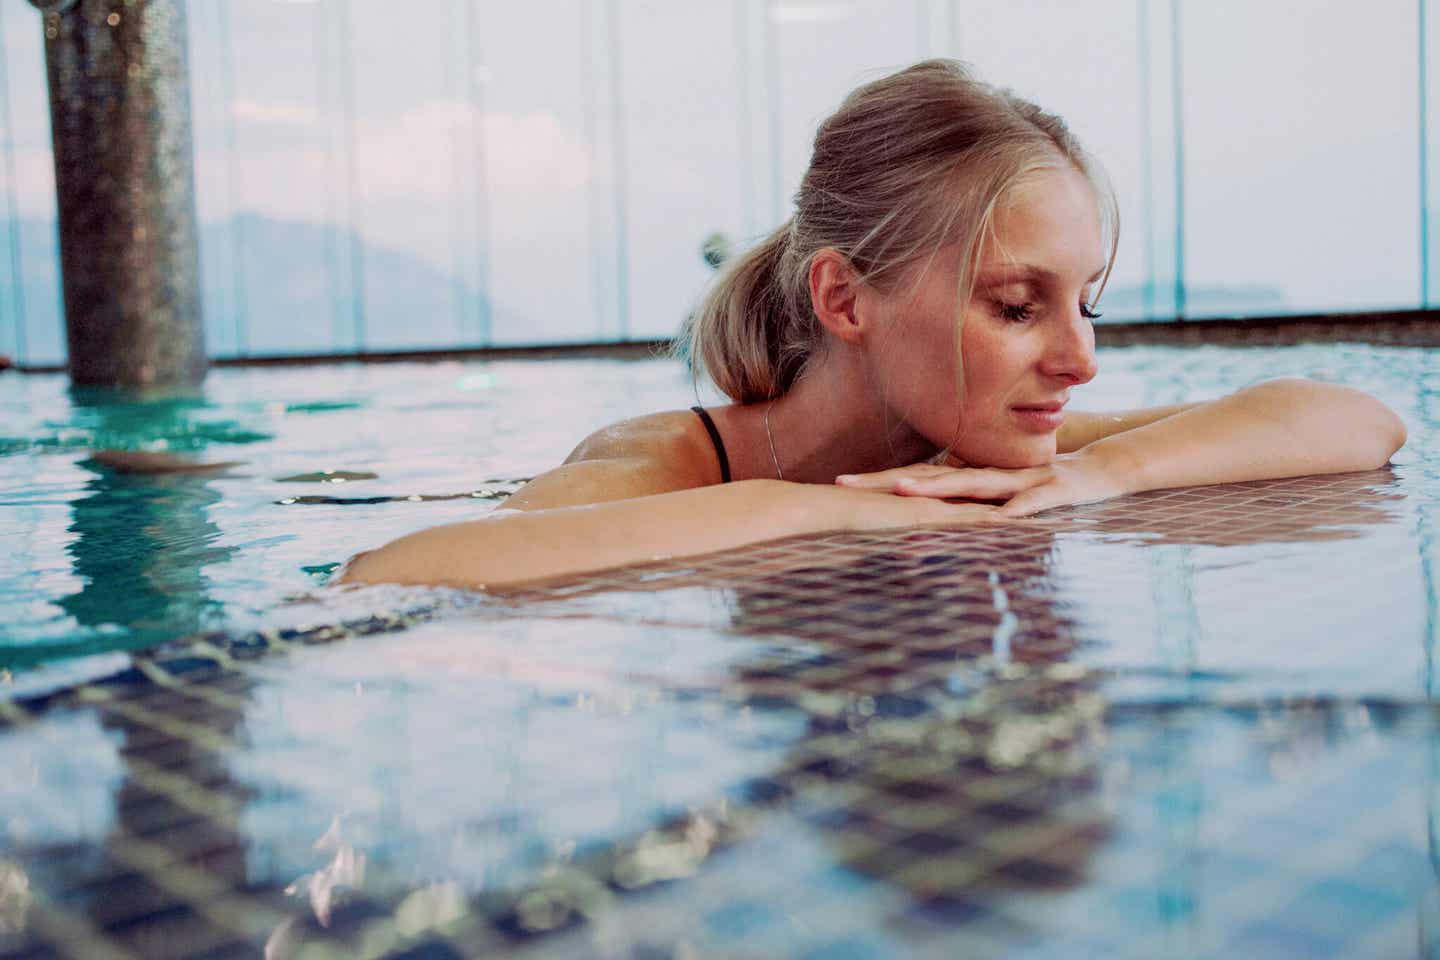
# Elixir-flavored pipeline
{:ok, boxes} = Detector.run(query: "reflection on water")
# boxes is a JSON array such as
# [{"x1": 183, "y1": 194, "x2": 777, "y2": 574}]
[
  {"x1": 58, "y1": 464, "x2": 229, "y2": 645},
  {"x1": 717, "y1": 541, "x2": 1113, "y2": 912},
  {"x1": 0, "y1": 390, "x2": 271, "y2": 456},
  {"x1": 46, "y1": 393, "x2": 239, "y2": 667},
  {"x1": 85, "y1": 673, "x2": 263, "y2": 954},
  {"x1": 0, "y1": 521, "x2": 1437, "y2": 955},
  {"x1": 4, "y1": 343, "x2": 1438, "y2": 674},
  {"x1": 1, "y1": 347, "x2": 1440, "y2": 954},
  {"x1": 1, "y1": 355, "x2": 706, "y2": 667}
]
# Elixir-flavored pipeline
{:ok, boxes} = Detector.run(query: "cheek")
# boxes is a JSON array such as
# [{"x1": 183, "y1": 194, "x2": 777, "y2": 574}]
[{"x1": 958, "y1": 324, "x2": 1015, "y2": 408}]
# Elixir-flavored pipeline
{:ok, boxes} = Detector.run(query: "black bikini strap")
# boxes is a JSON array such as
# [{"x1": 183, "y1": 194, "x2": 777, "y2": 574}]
[{"x1": 691, "y1": 406, "x2": 732, "y2": 483}]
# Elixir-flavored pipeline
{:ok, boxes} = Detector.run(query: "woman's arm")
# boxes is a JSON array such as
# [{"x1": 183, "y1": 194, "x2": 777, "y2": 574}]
[
  {"x1": 337, "y1": 480, "x2": 999, "y2": 589},
  {"x1": 1056, "y1": 403, "x2": 1199, "y2": 453},
  {"x1": 839, "y1": 378, "x2": 1406, "y2": 515},
  {"x1": 1075, "y1": 377, "x2": 1403, "y2": 492}
]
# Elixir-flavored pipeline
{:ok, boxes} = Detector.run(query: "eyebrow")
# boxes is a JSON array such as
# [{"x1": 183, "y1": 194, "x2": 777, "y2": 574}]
[{"x1": 976, "y1": 263, "x2": 1108, "y2": 285}]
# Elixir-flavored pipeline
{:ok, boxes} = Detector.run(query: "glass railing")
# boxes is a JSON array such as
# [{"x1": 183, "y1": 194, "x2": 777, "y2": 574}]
[{"x1": 0, "y1": 0, "x2": 1435, "y2": 366}]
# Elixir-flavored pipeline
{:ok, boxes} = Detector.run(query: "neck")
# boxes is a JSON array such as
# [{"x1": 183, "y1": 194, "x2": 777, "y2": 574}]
[{"x1": 723, "y1": 351, "x2": 939, "y2": 483}]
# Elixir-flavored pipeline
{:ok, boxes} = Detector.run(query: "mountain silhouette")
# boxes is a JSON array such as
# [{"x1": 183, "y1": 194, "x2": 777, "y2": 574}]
[
  {"x1": 1, "y1": 215, "x2": 513, "y2": 364},
  {"x1": 200, "y1": 214, "x2": 511, "y2": 356}
]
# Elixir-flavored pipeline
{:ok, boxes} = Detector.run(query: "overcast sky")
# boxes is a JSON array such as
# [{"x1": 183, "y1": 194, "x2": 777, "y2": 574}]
[{"x1": 0, "y1": 0, "x2": 1434, "y2": 360}]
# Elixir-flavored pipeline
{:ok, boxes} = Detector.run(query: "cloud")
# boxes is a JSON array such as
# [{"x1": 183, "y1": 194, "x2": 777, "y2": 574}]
[
  {"x1": 354, "y1": 99, "x2": 592, "y2": 198},
  {"x1": 230, "y1": 98, "x2": 318, "y2": 128},
  {"x1": 189, "y1": 98, "x2": 592, "y2": 221}
]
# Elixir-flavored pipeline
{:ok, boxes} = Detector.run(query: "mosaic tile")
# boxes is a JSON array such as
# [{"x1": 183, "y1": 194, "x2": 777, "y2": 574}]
[{"x1": 3, "y1": 468, "x2": 1440, "y2": 957}]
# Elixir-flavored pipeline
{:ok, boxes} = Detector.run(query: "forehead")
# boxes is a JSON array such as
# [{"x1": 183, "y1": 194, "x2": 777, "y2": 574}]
[{"x1": 982, "y1": 167, "x2": 1105, "y2": 277}]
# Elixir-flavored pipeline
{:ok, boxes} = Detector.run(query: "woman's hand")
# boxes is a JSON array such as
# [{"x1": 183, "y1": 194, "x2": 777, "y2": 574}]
[
  {"x1": 824, "y1": 481, "x2": 1008, "y2": 529},
  {"x1": 836, "y1": 379, "x2": 1405, "y2": 520},
  {"x1": 835, "y1": 449, "x2": 1135, "y2": 518}
]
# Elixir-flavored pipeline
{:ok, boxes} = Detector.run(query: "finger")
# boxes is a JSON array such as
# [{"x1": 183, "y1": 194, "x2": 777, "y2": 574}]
[
  {"x1": 909, "y1": 498, "x2": 1001, "y2": 527},
  {"x1": 996, "y1": 484, "x2": 1071, "y2": 517},
  {"x1": 835, "y1": 464, "x2": 955, "y2": 489},
  {"x1": 893, "y1": 467, "x2": 1050, "y2": 501},
  {"x1": 938, "y1": 500, "x2": 998, "y2": 518}
]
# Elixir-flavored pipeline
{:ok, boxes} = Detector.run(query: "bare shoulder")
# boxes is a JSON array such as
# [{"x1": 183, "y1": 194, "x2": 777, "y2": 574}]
[
  {"x1": 565, "y1": 409, "x2": 713, "y2": 471},
  {"x1": 502, "y1": 409, "x2": 722, "y2": 511}
]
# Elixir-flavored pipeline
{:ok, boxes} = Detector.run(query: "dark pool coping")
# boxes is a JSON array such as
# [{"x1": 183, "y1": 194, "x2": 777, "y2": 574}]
[{"x1": 6, "y1": 308, "x2": 1439, "y2": 373}]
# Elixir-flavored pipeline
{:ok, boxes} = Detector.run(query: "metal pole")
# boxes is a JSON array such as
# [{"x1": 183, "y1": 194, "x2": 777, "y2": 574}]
[{"x1": 32, "y1": 0, "x2": 205, "y2": 388}]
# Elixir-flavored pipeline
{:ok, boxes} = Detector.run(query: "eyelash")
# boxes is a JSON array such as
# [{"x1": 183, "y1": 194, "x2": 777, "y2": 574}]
[
  {"x1": 997, "y1": 301, "x2": 1035, "y2": 323},
  {"x1": 994, "y1": 301, "x2": 1104, "y2": 322}
]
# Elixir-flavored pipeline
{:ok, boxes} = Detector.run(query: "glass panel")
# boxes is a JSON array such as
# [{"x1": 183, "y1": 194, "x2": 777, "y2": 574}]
[
  {"x1": 957, "y1": 0, "x2": 1150, "y2": 321},
  {"x1": 1180, "y1": 0, "x2": 1422, "y2": 316},
  {"x1": 770, "y1": 1, "x2": 924, "y2": 218},
  {"x1": 348, "y1": 0, "x2": 470, "y2": 351},
  {"x1": 1, "y1": 4, "x2": 63, "y2": 367},
  {"x1": 191, "y1": 0, "x2": 342, "y2": 358},
  {"x1": 1426, "y1": 0, "x2": 1439, "y2": 307},
  {"x1": 618, "y1": 0, "x2": 748, "y2": 341},
  {"x1": 470, "y1": 2, "x2": 599, "y2": 346},
  {"x1": 0, "y1": 3, "x2": 21, "y2": 363},
  {"x1": 187, "y1": 1, "x2": 239, "y2": 358},
  {"x1": 6, "y1": 0, "x2": 1435, "y2": 365}
]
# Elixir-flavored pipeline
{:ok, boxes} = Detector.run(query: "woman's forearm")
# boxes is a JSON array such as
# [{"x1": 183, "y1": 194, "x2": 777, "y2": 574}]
[
  {"x1": 338, "y1": 479, "x2": 824, "y2": 588},
  {"x1": 339, "y1": 477, "x2": 1002, "y2": 589},
  {"x1": 1087, "y1": 378, "x2": 1406, "y2": 494}
]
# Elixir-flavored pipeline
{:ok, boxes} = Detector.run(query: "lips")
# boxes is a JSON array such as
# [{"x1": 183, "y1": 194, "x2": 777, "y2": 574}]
[{"x1": 1010, "y1": 400, "x2": 1067, "y2": 432}]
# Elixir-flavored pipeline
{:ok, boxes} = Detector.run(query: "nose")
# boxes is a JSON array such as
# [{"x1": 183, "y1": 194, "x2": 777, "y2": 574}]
[{"x1": 1039, "y1": 308, "x2": 1098, "y2": 385}]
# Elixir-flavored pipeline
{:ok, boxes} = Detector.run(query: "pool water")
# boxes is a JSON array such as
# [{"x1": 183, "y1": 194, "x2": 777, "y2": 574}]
[
  {"x1": 2, "y1": 342, "x2": 1439, "y2": 957},
  {"x1": 1, "y1": 344, "x2": 1430, "y2": 675},
  {"x1": 0, "y1": 357, "x2": 710, "y2": 674}
]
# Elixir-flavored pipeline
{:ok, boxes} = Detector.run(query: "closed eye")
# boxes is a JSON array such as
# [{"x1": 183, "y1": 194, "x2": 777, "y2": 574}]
[
  {"x1": 995, "y1": 300, "x2": 1034, "y2": 323},
  {"x1": 1080, "y1": 302, "x2": 1103, "y2": 321}
]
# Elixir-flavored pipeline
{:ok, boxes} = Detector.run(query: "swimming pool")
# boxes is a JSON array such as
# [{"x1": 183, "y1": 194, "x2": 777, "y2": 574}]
[
  {"x1": 2, "y1": 341, "x2": 1438, "y2": 957},
  {"x1": 0, "y1": 356, "x2": 709, "y2": 675}
]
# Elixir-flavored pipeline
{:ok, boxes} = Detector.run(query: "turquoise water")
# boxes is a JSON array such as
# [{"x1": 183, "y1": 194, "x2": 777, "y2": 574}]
[
  {"x1": 0, "y1": 359, "x2": 709, "y2": 673},
  {"x1": 0, "y1": 344, "x2": 1434, "y2": 674},
  {"x1": 3, "y1": 344, "x2": 1440, "y2": 957}
]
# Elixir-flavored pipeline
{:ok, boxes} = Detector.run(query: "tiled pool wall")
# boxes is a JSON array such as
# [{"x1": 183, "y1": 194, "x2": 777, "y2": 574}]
[{"x1": 3, "y1": 475, "x2": 1439, "y2": 958}]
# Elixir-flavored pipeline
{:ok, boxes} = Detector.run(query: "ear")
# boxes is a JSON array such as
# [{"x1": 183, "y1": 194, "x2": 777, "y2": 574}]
[{"x1": 807, "y1": 248, "x2": 868, "y2": 345}]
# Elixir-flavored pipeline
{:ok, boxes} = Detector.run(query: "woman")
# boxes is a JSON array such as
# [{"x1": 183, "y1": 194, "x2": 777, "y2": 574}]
[{"x1": 340, "y1": 60, "x2": 1404, "y2": 589}]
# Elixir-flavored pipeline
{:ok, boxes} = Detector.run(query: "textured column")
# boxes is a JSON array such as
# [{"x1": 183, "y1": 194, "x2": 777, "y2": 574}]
[{"x1": 34, "y1": 0, "x2": 204, "y2": 388}]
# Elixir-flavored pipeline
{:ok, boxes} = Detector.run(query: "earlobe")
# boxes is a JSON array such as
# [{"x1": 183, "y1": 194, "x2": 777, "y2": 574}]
[{"x1": 808, "y1": 248, "x2": 867, "y2": 344}]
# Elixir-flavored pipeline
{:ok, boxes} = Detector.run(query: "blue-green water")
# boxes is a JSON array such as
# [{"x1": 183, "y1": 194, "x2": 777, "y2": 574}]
[
  {"x1": 0, "y1": 358, "x2": 711, "y2": 672},
  {"x1": 0, "y1": 344, "x2": 1435, "y2": 674},
  {"x1": 4, "y1": 345, "x2": 1440, "y2": 957}
]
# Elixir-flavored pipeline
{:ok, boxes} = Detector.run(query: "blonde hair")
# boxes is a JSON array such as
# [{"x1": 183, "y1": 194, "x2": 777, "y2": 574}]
[{"x1": 680, "y1": 58, "x2": 1118, "y2": 404}]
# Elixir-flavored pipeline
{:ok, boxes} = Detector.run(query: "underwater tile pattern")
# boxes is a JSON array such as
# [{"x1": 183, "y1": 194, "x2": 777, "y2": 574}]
[{"x1": 3, "y1": 468, "x2": 1440, "y2": 958}]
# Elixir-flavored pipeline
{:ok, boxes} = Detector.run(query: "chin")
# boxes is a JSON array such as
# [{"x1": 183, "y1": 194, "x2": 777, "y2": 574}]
[{"x1": 956, "y1": 438, "x2": 1057, "y2": 470}]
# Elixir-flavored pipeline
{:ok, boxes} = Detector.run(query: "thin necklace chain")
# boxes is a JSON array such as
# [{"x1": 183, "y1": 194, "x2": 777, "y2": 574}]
[{"x1": 764, "y1": 400, "x2": 784, "y2": 481}]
